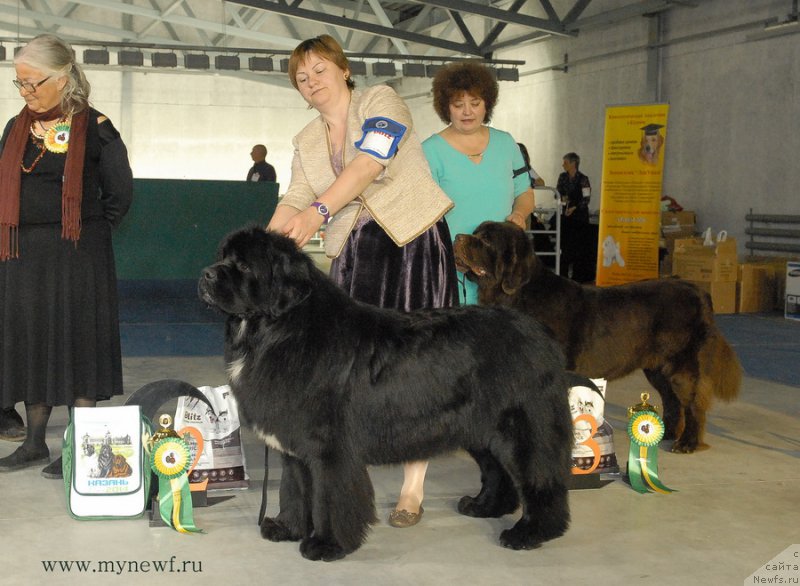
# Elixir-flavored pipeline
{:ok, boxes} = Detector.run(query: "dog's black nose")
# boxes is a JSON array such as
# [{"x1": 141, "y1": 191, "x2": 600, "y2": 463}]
[{"x1": 202, "y1": 267, "x2": 217, "y2": 281}]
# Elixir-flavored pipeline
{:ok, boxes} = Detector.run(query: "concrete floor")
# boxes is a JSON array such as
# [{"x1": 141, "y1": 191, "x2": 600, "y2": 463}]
[{"x1": 0, "y1": 356, "x2": 797, "y2": 586}]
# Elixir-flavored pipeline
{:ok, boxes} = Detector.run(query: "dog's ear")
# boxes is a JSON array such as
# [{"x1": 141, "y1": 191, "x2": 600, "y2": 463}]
[
  {"x1": 265, "y1": 253, "x2": 313, "y2": 318},
  {"x1": 498, "y1": 225, "x2": 532, "y2": 295}
]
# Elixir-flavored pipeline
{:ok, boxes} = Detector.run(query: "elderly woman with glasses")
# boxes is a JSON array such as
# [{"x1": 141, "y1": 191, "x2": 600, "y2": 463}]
[{"x1": 0, "y1": 34, "x2": 133, "y2": 477}]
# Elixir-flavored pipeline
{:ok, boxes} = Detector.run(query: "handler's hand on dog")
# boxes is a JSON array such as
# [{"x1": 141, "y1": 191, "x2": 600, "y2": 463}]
[
  {"x1": 280, "y1": 209, "x2": 325, "y2": 248},
  {"x1": 506, "y1": 211, "x2": 526, "y2": 230}
]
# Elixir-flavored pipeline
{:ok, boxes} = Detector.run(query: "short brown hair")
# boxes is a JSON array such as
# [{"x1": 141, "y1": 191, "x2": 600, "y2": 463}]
[
  {"x1": 431, "y1": 61, "x2": 499, "y2": 124},
  {"x1": 288, "y1": 35, "x2": 355, "y2": 91}
]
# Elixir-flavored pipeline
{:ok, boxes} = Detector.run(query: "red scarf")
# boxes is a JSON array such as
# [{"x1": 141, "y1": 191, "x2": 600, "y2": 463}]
[{"x1": 0, "y1": 104, "x2": 88, "y2": 261}]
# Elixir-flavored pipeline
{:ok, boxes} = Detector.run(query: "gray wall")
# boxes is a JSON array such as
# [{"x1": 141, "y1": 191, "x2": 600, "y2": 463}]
[
  {"x1": 1, "y1": 0, "x2": 796, "y2": 254},
  {"x1": 472, "y1": 0, "x2": 799, "y2": 254}
]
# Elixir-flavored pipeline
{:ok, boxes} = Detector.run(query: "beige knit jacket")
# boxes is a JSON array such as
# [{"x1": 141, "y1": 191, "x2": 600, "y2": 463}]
[{"x1": 278, "y1": 85, "x2": 453, "y2": 258}]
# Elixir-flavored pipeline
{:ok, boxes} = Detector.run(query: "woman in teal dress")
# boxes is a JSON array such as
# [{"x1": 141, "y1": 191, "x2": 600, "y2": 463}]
[
  {"x1": 423, "y1": 62, "x2": 535, "y2": 305},
  {"x1": 389, "y1": 62, "x2": 535, "y2": 528}
]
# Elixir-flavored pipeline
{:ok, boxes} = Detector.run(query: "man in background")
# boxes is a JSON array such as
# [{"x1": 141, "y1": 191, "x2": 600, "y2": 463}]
[
  {"x1": 247, "y1": 144, "x2": 277, "y2": 182},
  {"x1": 553, "y1": 152, "x2": 597, "y2": 282}
]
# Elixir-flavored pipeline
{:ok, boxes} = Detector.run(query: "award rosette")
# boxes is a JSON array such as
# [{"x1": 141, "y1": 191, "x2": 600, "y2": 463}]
[
  {"x1": 151, "y1": 436, "x2": 202, "y2": 533},
  {"x1": 44, "y1": 120, "x2": 71, "y2": 154},
  {"x1": 626, "y1": 394, "x2": 675, "y2": 494}
]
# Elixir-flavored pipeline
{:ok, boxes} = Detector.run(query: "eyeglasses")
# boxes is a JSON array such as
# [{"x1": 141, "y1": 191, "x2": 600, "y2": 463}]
[{"x1": 12, "y1": 77, "x2": 51, "y2": 93}]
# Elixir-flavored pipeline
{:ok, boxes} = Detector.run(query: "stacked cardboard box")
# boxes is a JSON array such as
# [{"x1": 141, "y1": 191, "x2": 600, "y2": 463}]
[
  {"x1": 672, "y1": 237, "x2": 737, "y2": 313},
  {"x1": 660, "y1": 211, "x2": 696, "y2": 276},
  {"x1": 737, "y1": 259, "x2": 786, "y2": 313}
]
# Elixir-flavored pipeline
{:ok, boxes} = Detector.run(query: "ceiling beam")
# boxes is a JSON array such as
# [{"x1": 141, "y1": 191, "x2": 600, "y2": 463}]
[
  {"x1": 566, "y1": 0, "x2": 681, "y2": 32},
  {"x1": 65, "y1": 0, "x2": 302, "y2": 47},
  {"x1": 366, "y1": 0, "x2": 410, "y2": 55},
  {"x1": 0, "y1": 3, "x2": 139, "y2": 40},
  {"x1": 228, "y1": 0, "x2": 483, "y2": 55},
  {"x1": 479, "y1": 0, "x2": 528, "y2": 55},
  {"x1": 407, "y1": 0, "x2": 573, "y2": 37}
]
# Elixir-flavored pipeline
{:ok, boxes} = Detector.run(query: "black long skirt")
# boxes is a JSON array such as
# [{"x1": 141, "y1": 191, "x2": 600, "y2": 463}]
[
  {"x1": 0, "y1": 218, "x2": 123, "y2": 408},
  {"x1": 329, "y1": 216, "x2": 458, "y2": 311}
]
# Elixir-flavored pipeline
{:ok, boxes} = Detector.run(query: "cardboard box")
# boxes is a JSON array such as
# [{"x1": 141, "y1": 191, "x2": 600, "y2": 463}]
[
  {"x1": 738, "y1": 263, "x2": 780, "y2": 313},
  {"x1": 661, "y1": 211, "x2": 696, "y2": 237},
  {"x1": 659, "y1": 211, "x2": 696, "y2": 276},
  {"x1": 672, "y1": 237, "x2": 738, "y2": 282},
  {"x1": 746, "y1": 256, "x2": 793, "y2": 303},
  {"x1": 689, "y1": 280, "x2": 737, "y2": 314},
  {"x1": 786, "y1": 261, "x2": 800, "y2": 320}
]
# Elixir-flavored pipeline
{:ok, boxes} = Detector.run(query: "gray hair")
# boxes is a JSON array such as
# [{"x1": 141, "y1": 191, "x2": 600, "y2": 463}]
[{"x1": 15, "y1": 34, "x2": 91, "y2": 116}]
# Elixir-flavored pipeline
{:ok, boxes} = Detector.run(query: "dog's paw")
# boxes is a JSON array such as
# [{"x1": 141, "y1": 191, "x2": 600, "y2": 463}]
[
  {"x1": 457, "y1": 495, "x2": 518, "y2": 518},
  {"x1": 299, "y1": 536, "x2": 348, "y2": 562},
  {"x1": 670, "y1": 439, "x2": 709, "y2": 454},
  {"x1": 499, "y1": 525, "x2": 544, "y2": 551},
  {"x1": 260, "y1": 516, "x2": 301, "y2": 542}
]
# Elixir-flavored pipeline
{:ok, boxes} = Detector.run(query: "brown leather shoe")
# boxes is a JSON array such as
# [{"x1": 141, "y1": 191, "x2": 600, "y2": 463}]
[{"x1": 388, "y1": 506, "x2": 424, "y2": 528}]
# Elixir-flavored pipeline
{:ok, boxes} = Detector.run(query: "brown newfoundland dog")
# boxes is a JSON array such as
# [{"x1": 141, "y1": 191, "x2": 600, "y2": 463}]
[
  {"x1": 198, "y1": 226, "x2": 573, "y2": 561},
  {"x1": 453, "y1": 221, "x2": 741, "y2": 454}
]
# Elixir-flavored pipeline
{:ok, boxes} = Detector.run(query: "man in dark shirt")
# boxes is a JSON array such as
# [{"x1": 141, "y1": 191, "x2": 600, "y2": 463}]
[
  {"x1": 247, "y1": 144, "x2": 276, "y2": 182},
  {"x1": 553, "y1": 152, "x2": 597, "y2": 282},
  {"x1": 556, "y1": 152, "x2": 591, "y2": 223}
]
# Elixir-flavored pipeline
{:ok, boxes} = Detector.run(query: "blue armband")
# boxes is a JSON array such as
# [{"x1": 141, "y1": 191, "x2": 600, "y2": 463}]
[{"x1": 354, "y1": 117, "x2": 407, "y2": 160}]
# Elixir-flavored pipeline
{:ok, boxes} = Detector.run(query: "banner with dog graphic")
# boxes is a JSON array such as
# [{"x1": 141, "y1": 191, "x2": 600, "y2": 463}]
[{"x1": 596, "y1": 103, "x2": 669, "y2": 286}]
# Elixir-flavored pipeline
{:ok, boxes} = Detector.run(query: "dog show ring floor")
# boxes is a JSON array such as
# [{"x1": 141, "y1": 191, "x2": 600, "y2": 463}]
[
  {"x1": 1, "y1": 356, "x2": 798, "y2": 585},
  {"x1": 1, "y1": 270, "x2": 798, "y2": 585}
]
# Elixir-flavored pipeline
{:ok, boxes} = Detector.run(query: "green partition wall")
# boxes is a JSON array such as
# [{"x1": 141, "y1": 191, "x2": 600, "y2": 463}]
[{"x1": 114, "y1": 178, "x2": 279, "y2": 280}]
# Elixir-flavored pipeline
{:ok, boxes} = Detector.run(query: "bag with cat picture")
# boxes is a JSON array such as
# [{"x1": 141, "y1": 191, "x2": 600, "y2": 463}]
[
  {"x1": 62, "y1": 405, "x2": 153, "y2": 520},
  {"x1": 174, "y1": 385, "x2": 249, "y2": 490}
]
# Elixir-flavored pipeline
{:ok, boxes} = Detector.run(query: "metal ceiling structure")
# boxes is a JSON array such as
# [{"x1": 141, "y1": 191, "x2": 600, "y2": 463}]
[{"x1": 0, "y1": 0, "x2": 712, "y2": 80}]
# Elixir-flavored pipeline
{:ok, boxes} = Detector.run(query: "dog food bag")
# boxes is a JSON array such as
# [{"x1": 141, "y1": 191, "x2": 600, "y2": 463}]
[
  {"x1": 175, "y1": 385, "x2": 249, "y2": 490},
  {"x1": 569, "y1": 378, "x2": 619, "y2": 474}
]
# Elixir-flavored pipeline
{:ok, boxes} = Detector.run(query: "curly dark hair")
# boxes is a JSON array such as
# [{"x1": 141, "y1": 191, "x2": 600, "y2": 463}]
[{"x1": 431, "y1": 62, "x2": 499, "y2": 124}]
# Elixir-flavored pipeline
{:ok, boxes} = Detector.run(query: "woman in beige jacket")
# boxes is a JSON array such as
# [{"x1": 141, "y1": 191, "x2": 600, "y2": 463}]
[{"x1": 267, "y1": 35, "x2": 458, "y2": 528}]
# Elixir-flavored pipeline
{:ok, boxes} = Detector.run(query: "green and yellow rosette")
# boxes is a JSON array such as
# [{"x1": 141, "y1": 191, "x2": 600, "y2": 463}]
[
  {"x1": 626, "y1": 394, "x2": 675, "y2": 494},
  {"x1": 151, "y1": 435, "x2": 202, "y2": 533},
  {"x1": 44, "y1": 120, "x2": 71, "y2": 154}
]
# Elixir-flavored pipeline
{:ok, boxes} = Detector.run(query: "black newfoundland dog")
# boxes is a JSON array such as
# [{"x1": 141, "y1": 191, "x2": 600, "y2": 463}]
[
  {"x1": 198, "y1": 226, "x2": 573, "y2": 562},
  {"x1": 453, "y1": 221, "x2": 741, "y2": 454}
]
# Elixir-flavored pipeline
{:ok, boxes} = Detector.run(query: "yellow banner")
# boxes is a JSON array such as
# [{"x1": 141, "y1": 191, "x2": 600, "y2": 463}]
[{"x1": 595, "y1": 104, "x2": 669, "y2": 286}]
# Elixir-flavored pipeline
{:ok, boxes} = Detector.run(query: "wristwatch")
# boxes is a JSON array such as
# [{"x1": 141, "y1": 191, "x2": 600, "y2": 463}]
[{"x1": 310, "y1": 201, "x2": 330, "y2": 224}]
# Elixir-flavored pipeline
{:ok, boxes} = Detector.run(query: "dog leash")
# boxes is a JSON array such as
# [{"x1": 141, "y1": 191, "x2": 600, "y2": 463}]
[{"x1": 257, "y1": 446, "x2": 269, "y2": 526}]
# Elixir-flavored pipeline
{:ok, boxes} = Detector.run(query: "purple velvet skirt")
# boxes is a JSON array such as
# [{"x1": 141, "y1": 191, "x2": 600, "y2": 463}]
[{"x1": 329, "y1": 215, "x2": 458, "y2": 311}]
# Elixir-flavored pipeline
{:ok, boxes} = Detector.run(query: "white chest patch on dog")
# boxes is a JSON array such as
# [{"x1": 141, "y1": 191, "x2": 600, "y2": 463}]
[
  {"x1": 254, "y1": 429, "x2": 293, "y2": 456},
  {"x1": 227, "y1": 356, "x2": 246, "y2": 385}
]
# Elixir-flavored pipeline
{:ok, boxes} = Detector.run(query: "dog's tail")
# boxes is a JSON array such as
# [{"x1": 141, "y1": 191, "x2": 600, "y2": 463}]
[{"x1": 701, "y1": 330, "x2": 742, "y2": 402}]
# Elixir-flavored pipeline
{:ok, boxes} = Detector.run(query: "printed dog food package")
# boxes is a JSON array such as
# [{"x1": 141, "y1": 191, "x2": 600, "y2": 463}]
[
  {"x1": 569, "y1": 378, "x2": 619, "y2": 474},
  {"x1": 175, "y1": 385, "x2": 249, "y2": 490}
]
